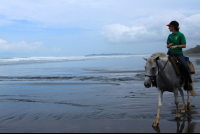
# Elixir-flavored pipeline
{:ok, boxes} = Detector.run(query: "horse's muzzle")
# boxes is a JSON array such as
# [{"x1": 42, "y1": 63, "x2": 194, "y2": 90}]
[{"x1": 144, "y1": 82, "x2": 151, "y2": 88}]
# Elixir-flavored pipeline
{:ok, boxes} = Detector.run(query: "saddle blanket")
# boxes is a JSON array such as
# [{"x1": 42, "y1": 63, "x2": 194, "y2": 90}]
[
  {"x1": 169, "y1": 56, "x2": 195, "y2": 76},
  {"x1": 186, "y1": 61, "x2": 195, "y2": 74}
]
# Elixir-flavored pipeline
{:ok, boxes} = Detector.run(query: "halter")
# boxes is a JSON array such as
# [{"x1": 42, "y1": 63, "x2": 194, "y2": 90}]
[
  {"x1": 145, "y1": 57, "x2": 169, "y2": 78},
  {"x1": 144, "y1": 40, "x2": 173, "y2": 87},
  {"x1": 145, "y1": 57, "x2": 169, "y2": 87}
]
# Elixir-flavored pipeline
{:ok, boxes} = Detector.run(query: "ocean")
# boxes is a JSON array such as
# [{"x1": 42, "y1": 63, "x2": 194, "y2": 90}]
[{"x1": 0, "y1": 54, "x2": 150, "y2": 78}]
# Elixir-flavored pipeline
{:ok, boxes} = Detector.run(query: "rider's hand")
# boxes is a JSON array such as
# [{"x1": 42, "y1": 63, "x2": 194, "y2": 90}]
[
  {"x1": 167, "y1": 43, "x2": 173, "y2": 48},
  {"x1": 170, "y1": 45, "x2": 177, "y2": 49}
]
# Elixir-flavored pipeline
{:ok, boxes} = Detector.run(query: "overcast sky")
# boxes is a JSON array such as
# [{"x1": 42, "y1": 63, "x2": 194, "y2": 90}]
[{"x1": 0, "y1": 0, "x2": 200, "y2": 57}]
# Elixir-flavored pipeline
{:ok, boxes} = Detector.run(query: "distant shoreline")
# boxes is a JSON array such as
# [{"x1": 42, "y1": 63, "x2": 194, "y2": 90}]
[
  {"x1": 85, "y1": 53, "x2": 132, "y2": 56},
  {"x1": 184, "y1": 53, "x2": 200, "y2": 57},
  {"x1": 85, "y1": 53, "x2": 149, "y2": 57}
]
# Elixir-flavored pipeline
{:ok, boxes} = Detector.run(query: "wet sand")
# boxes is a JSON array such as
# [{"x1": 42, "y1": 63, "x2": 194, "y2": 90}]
[
  {"x1": 0, "y1": 72, "x2": 200, "y2": 133},
  {"x1": 2, "y1": 119, "x2": 200, "y2": 133},
  {"x1": 0, "y1": 57, "x2": 200, "y2": 133}
]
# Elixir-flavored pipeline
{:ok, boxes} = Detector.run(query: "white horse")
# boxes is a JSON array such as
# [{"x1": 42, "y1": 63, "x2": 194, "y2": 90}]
[{"x1": 143, "y1": 52, "x2": 196, "y2": 128}]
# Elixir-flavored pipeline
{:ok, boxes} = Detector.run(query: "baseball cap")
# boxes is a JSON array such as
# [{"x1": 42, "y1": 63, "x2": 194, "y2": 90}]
[{"x1": 166, "y1": 21, "x2": 179, "y2": 27}]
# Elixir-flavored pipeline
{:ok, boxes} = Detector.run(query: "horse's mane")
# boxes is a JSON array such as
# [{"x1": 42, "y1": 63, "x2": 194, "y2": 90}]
[
  {"x1": 149, "y1": 52, "x2": 168, "y2": 65},
  {"x1": 151, "y1": 52, "x2": 168, "y2": 58}
]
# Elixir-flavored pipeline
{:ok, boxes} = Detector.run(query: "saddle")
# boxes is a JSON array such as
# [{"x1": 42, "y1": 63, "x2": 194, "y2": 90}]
[
  {"x1": 151, "y1": 53, "x2": 195, "y2": 88},
  {"x1": 168, "y1": 55, "x2": 181, "y2": 76},
  {"x1": 185, "y1": 58, "x2": 195, "y2": 74},
  {"x1": 168, "y1": 55, "x2": 195, "y2": 77}
]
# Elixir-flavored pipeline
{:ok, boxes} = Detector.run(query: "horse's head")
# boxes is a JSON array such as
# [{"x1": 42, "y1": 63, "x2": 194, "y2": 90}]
[{"x1": 143, "y1": 56, "x2": 159, "y2": 88}]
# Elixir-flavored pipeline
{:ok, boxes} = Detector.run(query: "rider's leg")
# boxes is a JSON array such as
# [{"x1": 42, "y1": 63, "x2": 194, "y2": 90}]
[{"x1": 173, "y1": 54, "x2": 192, "y2": 83}]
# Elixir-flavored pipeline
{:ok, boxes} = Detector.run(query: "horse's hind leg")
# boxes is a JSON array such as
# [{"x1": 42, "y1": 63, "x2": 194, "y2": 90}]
[
  {"x1": 178, "y1": 88, "x2": 186, "y2": 113},
  {"x1": 174, "y1": 89, "x2": 180, "y2": 120},
  {"x1": 187, "y1": 91, "x2": 192, "y2": 111},
  {"x1": 153, "y1": 89, "x2": 163, "y2": 127}
]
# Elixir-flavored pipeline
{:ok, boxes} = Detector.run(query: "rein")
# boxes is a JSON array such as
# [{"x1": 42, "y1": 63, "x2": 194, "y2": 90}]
[
  {"x1": 145, "y1": 57, "x2": 169, "y2": 88},
  {"x1": 145, "y1": 39, "x2": 174, "y2": 87},
  {"x1": 145, "y1": 57, "x2": 169, "y2": 78},
  {"x1": 157, "y1": 59, "x2": 169, "y2": 75},
  {"x1": 145, "y1": 44, "x2": 173, "y2": 78}
]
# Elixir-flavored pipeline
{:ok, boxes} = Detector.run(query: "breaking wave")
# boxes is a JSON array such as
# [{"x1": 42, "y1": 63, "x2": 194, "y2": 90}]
[{"x1": 0, "y1": 54, "x2": 149, "y2": 65}]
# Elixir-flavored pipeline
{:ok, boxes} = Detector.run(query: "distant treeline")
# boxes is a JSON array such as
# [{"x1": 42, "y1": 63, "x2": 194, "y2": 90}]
[{"x1": 184, "y1": 45, "x2": 200, "y2": 54}]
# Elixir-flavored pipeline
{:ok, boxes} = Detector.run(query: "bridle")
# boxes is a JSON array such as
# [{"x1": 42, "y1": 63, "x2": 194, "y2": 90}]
[
  {"x1": 145, "y1": 40, "x2": 174, "y2": 86},
  {"x1": 145, "y1": 45, "x2": 173, "y2": 79},
  {"x1": 144, "y1": 57, "x2": 169, "y2": 88},
  {"x1": 145, "y1": 57, "x2": 169, "y2": 78}
]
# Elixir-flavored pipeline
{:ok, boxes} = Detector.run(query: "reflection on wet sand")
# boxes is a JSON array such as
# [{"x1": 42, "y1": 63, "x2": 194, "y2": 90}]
[
  {"x1": 153, "y1": 113, "x2": 197, "y2": 133},
  {"x1": 0, "y1": 56, "x2": 199, "y2": 132},
  {"x1": 195, "y1": 59, "x2": 200, "y2": 65}
]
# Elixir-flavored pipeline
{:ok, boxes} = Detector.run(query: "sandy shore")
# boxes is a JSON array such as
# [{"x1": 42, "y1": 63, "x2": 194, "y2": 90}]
[
  {"x1": 2, "y1": 119, "x2": 200, "y2": 133},
  {"x1": 0, "y1": 72, "x2": 200, "y2": 132},
  {"x1": 0, "y1": 55, "x2": 200, "y2": 133}
]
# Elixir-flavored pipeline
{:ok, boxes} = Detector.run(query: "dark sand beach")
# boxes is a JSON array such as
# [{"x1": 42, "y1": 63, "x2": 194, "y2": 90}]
[{"x1": 0, "y1": 55, "x2": 200, "y2": 133}]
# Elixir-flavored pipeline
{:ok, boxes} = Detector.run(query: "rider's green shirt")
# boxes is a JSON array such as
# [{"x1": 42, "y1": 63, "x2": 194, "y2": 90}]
[{"x1": 167, "y1": 31, "x2": 186, "y2": 54}]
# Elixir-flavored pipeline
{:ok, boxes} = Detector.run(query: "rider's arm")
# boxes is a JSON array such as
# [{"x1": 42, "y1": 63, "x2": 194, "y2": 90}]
[
  {"x1": 170, "y1": 44, "x2": 186, "y2": 49},
  {"x1": 167, "y1": 43, "x2": 173, "y2": 48},
  {"x1": 166, "y1": 36, "x2": 173, "y2": 48},
  {"x1": 179, "y1": 33, "x2": 186, "y2": 48},
  {"x1": 167, "y1": 33, "x2": 186, "y2": 49},
  {"x1": 177, "y1": 44, "x2": 186, "y2": 48}
]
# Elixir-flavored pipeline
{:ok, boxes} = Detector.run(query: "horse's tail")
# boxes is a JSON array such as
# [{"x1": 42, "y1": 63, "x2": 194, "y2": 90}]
[{"x1": 190, "y1": 74, "x2": 197, "y2": 97}]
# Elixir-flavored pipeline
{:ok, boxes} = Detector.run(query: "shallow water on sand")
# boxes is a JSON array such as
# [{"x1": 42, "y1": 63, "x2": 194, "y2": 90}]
[{"x1": 0, "y1": 55, "x2": 200, "y2": 133}]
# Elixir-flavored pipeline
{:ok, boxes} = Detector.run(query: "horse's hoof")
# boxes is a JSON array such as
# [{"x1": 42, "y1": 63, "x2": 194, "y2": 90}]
[
  {"x1": 152, "y1": 123, "x2": 159, "y2": 128},
  {"x1": 152, "y1": 125, "x2": 160, "y2": 133},
  {"x1": 187, "y1": 103, "x2": 192, "y2": 111},
  {"x1": 181, "y1": 110, "x2": 186, "y2": 113},
  {"x1": 187, "y1": 107, "x2": 192, "y2": 111},
  {"x1": 175, "y1": 117, "x2": 180, "y2": 120}
]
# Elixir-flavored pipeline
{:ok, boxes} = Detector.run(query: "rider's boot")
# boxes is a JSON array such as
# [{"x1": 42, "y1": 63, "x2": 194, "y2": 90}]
[{"x1": 184, "y1": 80, "x2": 192, "y2": 91}]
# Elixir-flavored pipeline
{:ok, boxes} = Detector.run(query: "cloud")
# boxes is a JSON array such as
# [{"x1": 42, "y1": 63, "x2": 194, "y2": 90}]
[
  {"x1": 0, "y1": 39, "x2": 7, "y2": 44},
  {"x1": 0, "y1": 0, "x2": 199, "y2": 29},
  {"x1": 0, "y1": 19, "x2": 12, "y2": 26},
  {"x1": 0, "y1": 39, "x2": 63, "y2": 56},
  {"x1": 52, "y1": 47, "x2": 61, "y2": 52},
  {"x1": 101, "y1": 24, "x2": 152, "y2": 43},
  {"x1": 0, "y1": 39, "x2": 44, "y2": 53},
  {"x1": 0, "y1": 0, "x2": 107, "y2": 28},
  {"x1": 101, "y1": 11, "x2": 200, "y2": 46}
]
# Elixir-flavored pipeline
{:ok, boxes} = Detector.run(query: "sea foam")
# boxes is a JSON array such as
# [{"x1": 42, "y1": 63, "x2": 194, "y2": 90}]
[{"x1": 0, "y1": 54, "x2": 149, "y2": 65}]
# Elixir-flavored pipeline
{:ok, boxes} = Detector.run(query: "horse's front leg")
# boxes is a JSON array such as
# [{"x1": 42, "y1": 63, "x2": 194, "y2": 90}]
[
  {"x1": 153, "y1": 88, "x2": 163, "y2": 127},
  {"x1": 174, "y1": 89, "x2": 180, "y2": 120},
  {"x1": 178, "y1": 88, "x2": 186, "y2": 113},
  {"x1": 187, "y1": 91, "x2": 192, "y2": 111}
]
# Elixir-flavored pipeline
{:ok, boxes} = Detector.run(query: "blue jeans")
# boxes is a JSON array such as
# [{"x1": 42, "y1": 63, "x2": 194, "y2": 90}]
[{"x1": 173, "y1": 54, "x2": 192, "y2": 83}]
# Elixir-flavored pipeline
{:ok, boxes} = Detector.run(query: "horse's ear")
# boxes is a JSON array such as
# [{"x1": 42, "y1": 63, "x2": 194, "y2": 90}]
[
  {"x1": 143, "y1": 57, "x2": 148, "y2": 61},
  {"x1": 155, "y1": 56, "x2": 160, "y2": 61}
]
